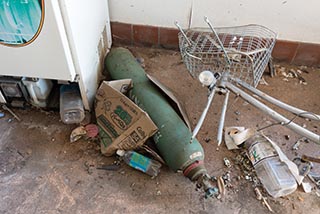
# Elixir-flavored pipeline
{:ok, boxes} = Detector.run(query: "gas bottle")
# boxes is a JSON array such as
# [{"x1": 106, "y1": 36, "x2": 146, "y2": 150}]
[{"x1": 105, "y1": 48, "x2": 207, "y2": 181}]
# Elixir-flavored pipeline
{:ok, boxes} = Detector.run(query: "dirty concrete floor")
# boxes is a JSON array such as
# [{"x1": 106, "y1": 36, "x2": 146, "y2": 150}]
[{"x1": 0, "y1": 46, "x2": 320, "y2": 214}]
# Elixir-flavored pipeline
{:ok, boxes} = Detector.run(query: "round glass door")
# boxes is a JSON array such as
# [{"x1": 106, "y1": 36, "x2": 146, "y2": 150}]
[{"x1": 0, "y1": 0, "x2": 44, "y2": 46}]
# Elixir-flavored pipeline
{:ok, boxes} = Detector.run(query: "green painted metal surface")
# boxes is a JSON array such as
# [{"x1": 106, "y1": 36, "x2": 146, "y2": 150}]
[{"x1": 105, "y1": 47, "x2": 206, "y2": 172}]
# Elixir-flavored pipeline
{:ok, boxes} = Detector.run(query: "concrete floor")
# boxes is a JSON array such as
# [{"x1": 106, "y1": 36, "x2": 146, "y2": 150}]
[{"x1": 0, "y1": 47, "x2": 320, "y2": 214}]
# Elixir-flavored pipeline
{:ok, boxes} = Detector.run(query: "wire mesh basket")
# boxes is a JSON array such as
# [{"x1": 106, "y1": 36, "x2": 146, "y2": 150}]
[{"x1": 176, "y1": 19, "x2": 277, "y2": 87}]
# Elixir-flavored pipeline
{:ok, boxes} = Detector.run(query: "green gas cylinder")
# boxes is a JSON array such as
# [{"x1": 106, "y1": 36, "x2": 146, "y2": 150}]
[{"x1": 105, "y1": 47, "x2": 207, "y2": 181}]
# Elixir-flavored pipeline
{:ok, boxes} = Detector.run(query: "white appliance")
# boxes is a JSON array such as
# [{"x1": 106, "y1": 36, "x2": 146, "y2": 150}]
[{"x1": 0, "y1": 0, "x2": 112, "y2": 110}]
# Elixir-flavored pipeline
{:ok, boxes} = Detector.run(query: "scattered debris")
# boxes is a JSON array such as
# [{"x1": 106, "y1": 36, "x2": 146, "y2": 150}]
[
  {"x1": 276, "y1": 66, "x2": 286, "y2": 75},
  {"x1": 224, "y1": 127, "x2": 244, "y2": 150},
  {"x1": 307, "y1": 173, "x2": 320, "y2": 189},
  {"x1": 217, "y1": 176, "x2": 226, "y2": 198},
  {"x1": 2, "y1": 104, "x2": 21, "y2": 121},
  {"x1": 84, "y1": 161, "x2": 95, "y2": 175},
  {"x1": 262, "y1": 197, "x2": 274, "y2": 213},
  {"x1": 259, "y1": 77, "x2": 269, "y2": 85},
  {"x1": 301, "y1": 154, "x2": 320, "y2": 164},
  {"x1": 254, "y1": 187, "x2": 274, "y2": 212},
  {"x1": 224, "y1": 127, "x2": 255, "y2": 150},
  {"x1": 292, "y1": 137, "x2": 308, "y2": 150},
  {"x1": 235, "y1": 152, "x2": 254, "y2": 172},
  {"x1": 97, "y1": 161, "x2": 121, "y2": 171},
  {"x1": 288, "y1": 69, "x2": 298, "y2": 78},
  {"x1": 85, "y1": 124, "x2": 99, "y2": 138},
  {"x1": 195, "y1": 174, "x2": 219, "y2": 199},
  {"x1": 205, "y1": 187, "x2": 219, "y2": 199},
  {"x1": 224, "y1": 157, "x2": 232, "y2": 168},
  {"x1": 292, "y1": 203, "x2": 297, "y2": 210},
  {"x1": 282, "y1": 78, "x2": 289, "y2": 82},
  {"x1": 299, "y1": 66, "x2": 309, "y2": 73},
  {"x1": 117, "y1": 150, "x2": 162, "y2": 177},
  {"x1": 293, "y1": 157, "x2": 312, "y2": 176},
  {"x1": 298, "y1": 75, "x2": 307, "y2": 84},
  {"x1": 301, "y1": 182, "x2": 313, "y2": 193},
  {"x1": 254, "y1": 187, "x2": 263, "y2": 200},
  {"x1": 279, "y1": 67, "x2": 308, "y2": 84},
  {"x1": 285, "y1": 135, "x2": 290, "y2": 140},
  {"x1": 297, "y1": 196, "x2": 304, "y2": 202},
  {"x1": 222, "y1": 171, "x2": 232, "y2": 188},
  {"x1": 204, "y1": 137, "x2": 211, "y2": 143},
  {"x1": 280, "y1": 71, "x2": 288, "y2": 78},
  {"x1": 70, "y1": 126, "x2": 87, "y2": 143}
]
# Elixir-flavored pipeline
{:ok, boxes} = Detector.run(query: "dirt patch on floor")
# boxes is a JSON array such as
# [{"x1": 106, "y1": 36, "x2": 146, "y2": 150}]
[{"x1": 0, "y1": 46, "x2": 319, "y2": 214}]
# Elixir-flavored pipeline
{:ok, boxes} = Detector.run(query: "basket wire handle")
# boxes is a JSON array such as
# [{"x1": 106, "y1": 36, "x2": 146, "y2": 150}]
[
  {"x1": 203, "y1": 16, "x2": 231, "y2": 66},
  {"x1": 174, "y1": 21, "x2": 192, "y2": 46}
]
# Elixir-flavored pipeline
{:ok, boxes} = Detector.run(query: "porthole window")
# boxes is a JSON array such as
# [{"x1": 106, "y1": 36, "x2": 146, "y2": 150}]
[{"x1": 0, "y1": 0, "x2": 44, "y2": 47}]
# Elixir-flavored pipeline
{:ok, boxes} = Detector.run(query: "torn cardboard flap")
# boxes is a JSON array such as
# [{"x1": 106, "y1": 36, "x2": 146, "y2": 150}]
[
  {"x1": 147, "y1": 74, "x2": 191, "y2": 130},
  {"x1": 95, "y1": 80, "x2": 158, "y2": 156}
]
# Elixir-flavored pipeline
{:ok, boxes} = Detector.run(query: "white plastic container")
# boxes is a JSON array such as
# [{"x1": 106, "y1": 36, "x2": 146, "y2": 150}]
[
  {"x1": 247, "y1": 134, "x2": 297, "y2": 198},
  {"x1": 60, "y1": 84, "x2": 85, "y2": 124},
  {"x1": 22, "y1": 78, "x2": 53, "y2": 107}
]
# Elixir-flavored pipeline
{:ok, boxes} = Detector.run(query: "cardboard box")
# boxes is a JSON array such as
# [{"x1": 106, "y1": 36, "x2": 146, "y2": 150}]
[{"x1": 95, "y1": 79, "x2": 158, "y2": 156}]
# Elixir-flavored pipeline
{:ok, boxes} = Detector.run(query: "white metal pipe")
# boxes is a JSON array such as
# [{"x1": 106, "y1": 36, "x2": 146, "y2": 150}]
[
  {"x1": 191, "y1": 88, "x2": 216, "y2": 141},
  {"x1": 226, "y1": 82, "x2": 320, "y2": 144},
  {"x1": 174, "y1": 21, "x2": 192, "y2": 46},
  {"x1": 235, "y1": 78, "x2": 320, "y2": 121},
  {"x1": 217, "y1": 90, "x2": 230, "y2": 146},
  {"x1": 204, "y1": 16, "x2": 231, "y2": 66}
]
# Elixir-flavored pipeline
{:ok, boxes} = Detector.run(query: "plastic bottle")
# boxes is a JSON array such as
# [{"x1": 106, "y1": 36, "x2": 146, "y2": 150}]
[
  {"x1": 117, "y1": 150, "x2": 162, "y2": 177},
  {"x1": 246, "y1": 133, "x2": 297, "y2": 198},
  {"x1": 60, "y1": 84, "x2": 85, "y2": 124},
  {"x1": 22, "y1": 78, "x2": 53, "y2": 107}
]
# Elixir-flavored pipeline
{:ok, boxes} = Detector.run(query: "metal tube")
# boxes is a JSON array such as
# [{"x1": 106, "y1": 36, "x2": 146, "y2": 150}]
[
  {"x1": 191, "y1": 88, "x2": 216, "y2": 140},
  {"x1": 204, "y1": 16, "x2": 231, "y2": 66},
  {"x1": 235, "y1": 78, "x2": 320, "y2": 121},
  {"x1": 217, "y1": 90, "x2": 230, "y2": 146},
  {"x1": 226, "y1": 82, "x2": 320, "y2": 144},
  {"x1": 174, "y1": 21, "x2": 192, "y2": 46}
]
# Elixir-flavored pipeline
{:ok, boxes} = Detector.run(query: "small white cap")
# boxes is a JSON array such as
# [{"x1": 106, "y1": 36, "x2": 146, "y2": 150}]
[
  {"x1": 199, "y1": 70, "x2": 215, "y2": 86},
  {"x1": 116, "y1": 149, "x2": 125, "y2": 156}
]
